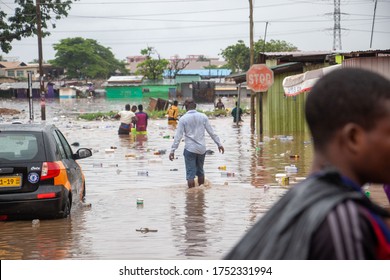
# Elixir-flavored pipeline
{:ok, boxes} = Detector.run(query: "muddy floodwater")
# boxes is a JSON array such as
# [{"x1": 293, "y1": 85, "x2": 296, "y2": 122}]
[{"x1": 1, "y1": 98, "x2": 388, "y2": 260}]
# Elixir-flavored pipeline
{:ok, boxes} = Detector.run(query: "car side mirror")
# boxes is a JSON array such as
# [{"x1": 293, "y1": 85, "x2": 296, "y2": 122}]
[{"x1": 74, "y1": 148, "x2": 93, "y2": 160}]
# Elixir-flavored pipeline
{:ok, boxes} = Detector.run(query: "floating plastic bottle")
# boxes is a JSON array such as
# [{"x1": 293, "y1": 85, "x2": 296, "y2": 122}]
[
  {"x1": 221, "y1": 172, "x2": 235, "y2": 177},
  {"x1": 137, "y1": 171, "x2": 149, "y2": 176},
  {"x1": 218, "y1": 165, "x2": 227, "y2": 170},
  {"x1": 170, "y1": 168, "x2": 178, "y2": 171},
  {"x1": 136, "y1": 198, "x2": 144, "y2": 205},
  {"x1": 285, "y1": 164, "x2": 298, "y2": 173},
  {"x1": 163, "y1": 135, "x2": 170, "y2": 139}
]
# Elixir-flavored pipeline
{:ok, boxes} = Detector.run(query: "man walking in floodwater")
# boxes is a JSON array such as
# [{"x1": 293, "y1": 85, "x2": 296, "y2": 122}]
[
  {"x1": 114, "y1": 104, "x2": 136, "y2": 135},
  {"x1": 169, "y1": 99, "x2": 224, "y2": 188},
  {"x1": 225, "y1": 68, "x2": 390, "y2": 259}
]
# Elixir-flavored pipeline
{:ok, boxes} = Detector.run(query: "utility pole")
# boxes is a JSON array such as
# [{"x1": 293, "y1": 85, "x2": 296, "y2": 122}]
[
  {"x1": 370, "y1": 0, "x2": 378, "y2": 48},
  {"x1": 249, "y1": 0, "x2": 255, "y2": 132},
  {"x1": 36, "y1": 0, "x2": 46, "y2": 120}
]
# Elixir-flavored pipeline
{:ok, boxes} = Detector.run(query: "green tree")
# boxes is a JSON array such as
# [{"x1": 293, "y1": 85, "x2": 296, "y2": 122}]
[
  {"x1": 0, "y1": 0, "x2": 78, "y2": 53},
  {"x1": 254, "y1": 39, "x2": 298, "y2": 52},
  {"x1": 50, "y1": 37, "x2": 128, "y2": 80},
  {"x1": 220, "y1": 39, "x2": 298, "y2": 73},
  {"x1": 220, "y1": 40, "x2": 250, "y2": 73},
  {"x1": 136, "y1": 47, "x2": 169, "y2": 80}
]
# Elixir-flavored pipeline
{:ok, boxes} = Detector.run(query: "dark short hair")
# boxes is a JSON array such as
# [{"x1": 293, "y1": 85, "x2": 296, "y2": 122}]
[
  {"x1": 125, "y1": 104, "x2": 131, "y2": 110},
  {"x1": 186, "y1": 99, "x2": 196, "y2": 110},
  {"x1": 138, "y1": 104, "x2": 143, "y2": 111},
  {"x1": 305, "y1": 68, "x2": 390, "y2": 149},
  {"x1": 173, "y1": 100, "x2": 178, "y2": 106}
]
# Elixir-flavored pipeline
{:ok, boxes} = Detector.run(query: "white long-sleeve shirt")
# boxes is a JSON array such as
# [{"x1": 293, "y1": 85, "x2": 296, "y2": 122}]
[{"x1": 170, "y1": 110, "x2": 222, "y2": 154}]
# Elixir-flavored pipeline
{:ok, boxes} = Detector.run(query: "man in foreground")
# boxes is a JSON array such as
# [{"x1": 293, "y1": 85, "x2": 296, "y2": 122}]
[
  {"x1": 169, "y1": 99, "x2": 224, "y2": 188},
  {"x1": 225, "y1": 68, "x2": 390, "y2": 259}
]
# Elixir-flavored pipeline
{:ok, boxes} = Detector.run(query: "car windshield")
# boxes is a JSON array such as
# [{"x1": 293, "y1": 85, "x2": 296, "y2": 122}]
[{"x1": 0, "y1": 132, "x2": 41, "y2": 161}]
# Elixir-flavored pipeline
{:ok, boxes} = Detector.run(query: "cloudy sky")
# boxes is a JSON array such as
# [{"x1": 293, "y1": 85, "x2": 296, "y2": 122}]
[{"x1": 1, "y1": 0, "x2": 390, "y2": 63}]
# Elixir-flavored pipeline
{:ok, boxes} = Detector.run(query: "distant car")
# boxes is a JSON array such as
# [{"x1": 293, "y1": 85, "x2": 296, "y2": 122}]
[{"x1": 0, "y1": 123, "x2": 92, "y2": 220}]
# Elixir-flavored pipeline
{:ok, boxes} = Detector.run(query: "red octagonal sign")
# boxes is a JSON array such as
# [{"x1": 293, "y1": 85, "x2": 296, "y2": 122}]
[{"x1": 246, "y1": 64, "x2": 274, "y2": 92}]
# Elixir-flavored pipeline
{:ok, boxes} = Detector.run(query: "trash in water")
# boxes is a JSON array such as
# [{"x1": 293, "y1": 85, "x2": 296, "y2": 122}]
[
  {"x1": 170, "y1": 168, "x2": 178, "y2": 171},
  {"x1": 205, "y1": 150, "x2": 214, "y2": 155},
  {"x1": 92, "y1": 163, "x2": 103, "y2": 168},
  {"x1": 163, "y1": 135, "x2": 170, "y2": 139},
  {"x1": 137, "y1": 171, "x2": 149, "y2": 176},
  {"x1": 218, "y1": 165, "x2": 227, "y2": 170},
  {"x1": 289, "y1": 154, "x2": 300, "y2": 159},
  {"x1": 158, "y1": 149, "x2": 166, "y2": 155},
  {"x1": 116, "y1": 169, "x2": 122, "y2": 175},
  {"x1": 107, "y1": 163, "x2": 118, "y2": 167},
  {"x1": 81, "y1": 202, "x2": 92, "y2": 208},
  {"x1": 285, "y1": 164, "x2": 298, "y2": 173},
  {"x1": 136, "y1": 198, "x2": 144, "y2": 205},
  {"x1": 32, "y1": 219, "x2": 40, "y2": 227},
  {"x1": 105, "y1": 149, "x2": 115, "y2": 153},
  {"x1": 110, "y1": 146, "x2": 117, "y2": 149},
  {"x1": 136, "y1": 228, "x2": 158, "y2": 233},
  {"x1": 279, "y1": 136, "x2": 294, "y2": 141},
  {"x1": 125, "y1": 154, "x2": 136, "y2": 158},
  {"x1": 221, "y1": 172, "x2": 235, "y2": 177},
  {"x1": 71, "y1": 142, "x2": 80, "y2": 147}
]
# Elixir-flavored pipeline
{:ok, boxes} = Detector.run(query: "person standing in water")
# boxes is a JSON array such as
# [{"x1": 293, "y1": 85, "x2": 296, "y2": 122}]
[
  {"x1": 169, "y1": 99, "x2": 224, "y2": 188},
  {"x1": 114, "y1": 104, "x2": 136, "y2": 135},
  {"x1": 135, "y1": 104, "x2": 148, "y2": 134},
  {"x1": 167, "y1": 100, "x2": 179, "y2": 125}
]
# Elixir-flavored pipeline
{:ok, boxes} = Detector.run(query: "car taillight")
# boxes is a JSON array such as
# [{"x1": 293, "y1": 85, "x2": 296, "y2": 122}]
[
  {"x1": 41, "y1": 162, "x2": 61, "y2": 180},
  {"x1": 37, "y1": 193, "x2": 56, "y2": 199}
]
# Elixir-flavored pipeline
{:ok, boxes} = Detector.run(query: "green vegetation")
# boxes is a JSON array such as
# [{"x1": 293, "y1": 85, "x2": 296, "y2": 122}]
[
  {"x1": 50, "y1": 37, "x2": 128, "y2": 80},
  {"x1": 136, "y1": 47, "x2": 169, "y2": 80},
  {"x1": 0, "y1": 1, "x2": 78, "y2": 53},
  {"x1": 78, "y1": 108, "x2": 249, "y2": 121},
  {"x1": 220, "y1": 39, "x2": 298, "y2": 73}
]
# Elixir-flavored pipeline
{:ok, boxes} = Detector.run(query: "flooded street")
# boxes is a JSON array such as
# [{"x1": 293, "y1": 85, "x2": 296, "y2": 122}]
[{"x1": 2, "y1": 97, "x2": 385, "y2": 260}]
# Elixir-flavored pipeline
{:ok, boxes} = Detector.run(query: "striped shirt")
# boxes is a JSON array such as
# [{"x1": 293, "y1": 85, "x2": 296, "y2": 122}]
[{"x1": 171, "y1": 110, "x2": 222, "y2": 154}]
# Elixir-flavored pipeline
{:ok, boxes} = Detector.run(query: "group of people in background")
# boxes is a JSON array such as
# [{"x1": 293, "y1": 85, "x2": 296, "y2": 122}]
[{"x1": 114, "y1": 104, "x2": 148, "y2": 135}]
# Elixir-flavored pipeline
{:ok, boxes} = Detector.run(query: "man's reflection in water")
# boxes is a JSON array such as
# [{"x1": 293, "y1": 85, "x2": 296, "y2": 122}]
[{"x1": 184, "y1": 188, "x2": 207, "y2": 257}]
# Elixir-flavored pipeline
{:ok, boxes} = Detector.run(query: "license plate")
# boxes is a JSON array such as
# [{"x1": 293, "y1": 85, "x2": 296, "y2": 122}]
[{"x1": 0, "y1": 175, "x2": 22, "y2": 187}]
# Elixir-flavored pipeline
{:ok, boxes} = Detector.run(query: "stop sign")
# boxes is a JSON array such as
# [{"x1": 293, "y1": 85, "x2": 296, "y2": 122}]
[{"x1": 246, "y1": 64, "x2": 274, "y2": 92}]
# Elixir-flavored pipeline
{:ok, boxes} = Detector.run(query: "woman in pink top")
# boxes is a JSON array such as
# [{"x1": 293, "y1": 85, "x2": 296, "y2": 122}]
[{"x1": 135, "y1": 104, "x2": 148, "y2": 134}]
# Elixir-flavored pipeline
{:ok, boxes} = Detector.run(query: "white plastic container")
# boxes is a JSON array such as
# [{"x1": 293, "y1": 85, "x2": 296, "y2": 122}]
[{"x1": 285, "y1": 164, "x2": 298, "y2": 173}]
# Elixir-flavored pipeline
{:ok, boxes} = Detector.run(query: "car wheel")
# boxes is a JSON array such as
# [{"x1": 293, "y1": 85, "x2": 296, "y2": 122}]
[
  {"x1": 62, "y1": 197, "x2": 71, "y2": 218},
  {"x1": 82, "y1": 183, "x2": 86, "y2": 202}
]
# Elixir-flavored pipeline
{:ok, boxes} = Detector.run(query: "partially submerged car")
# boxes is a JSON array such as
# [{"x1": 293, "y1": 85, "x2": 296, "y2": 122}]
[{"x1": 0, "y1": 123, "x2": 92, "y2": 220}]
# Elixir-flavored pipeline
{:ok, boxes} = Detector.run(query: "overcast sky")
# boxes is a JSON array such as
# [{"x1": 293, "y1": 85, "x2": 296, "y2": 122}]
[{"x1": 1, "y1": 0, "x2": 390, "y2": 63}]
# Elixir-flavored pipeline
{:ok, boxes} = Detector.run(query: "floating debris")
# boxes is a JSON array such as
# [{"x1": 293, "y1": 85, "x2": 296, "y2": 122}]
[
  {"x1": 136, "y1": 198, "x2": 144, "y2": 205},
  {"x1": 137, "y1": 171, "x2": 149, "y2": 176},
  {"x1": 71, "y1": 142, "x2": 80, "y2": 147},
  {"x1": 205, "y1": 150, "x2": 214, "y2": 155},
  {"x1": 285, "y1": 164, "x2": 298, "y2": 173},
  {"x1": 136, "y1": 228, "x2": 158, "y2": 233},
  {"x1": 289, "y1": 154, "x2": 300, "y2": 159}
]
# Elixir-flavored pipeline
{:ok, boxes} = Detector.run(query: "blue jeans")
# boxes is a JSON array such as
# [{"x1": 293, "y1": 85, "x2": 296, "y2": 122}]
[{"x1": 183, "y1": 149, "x2": 206, "y2": 180}]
